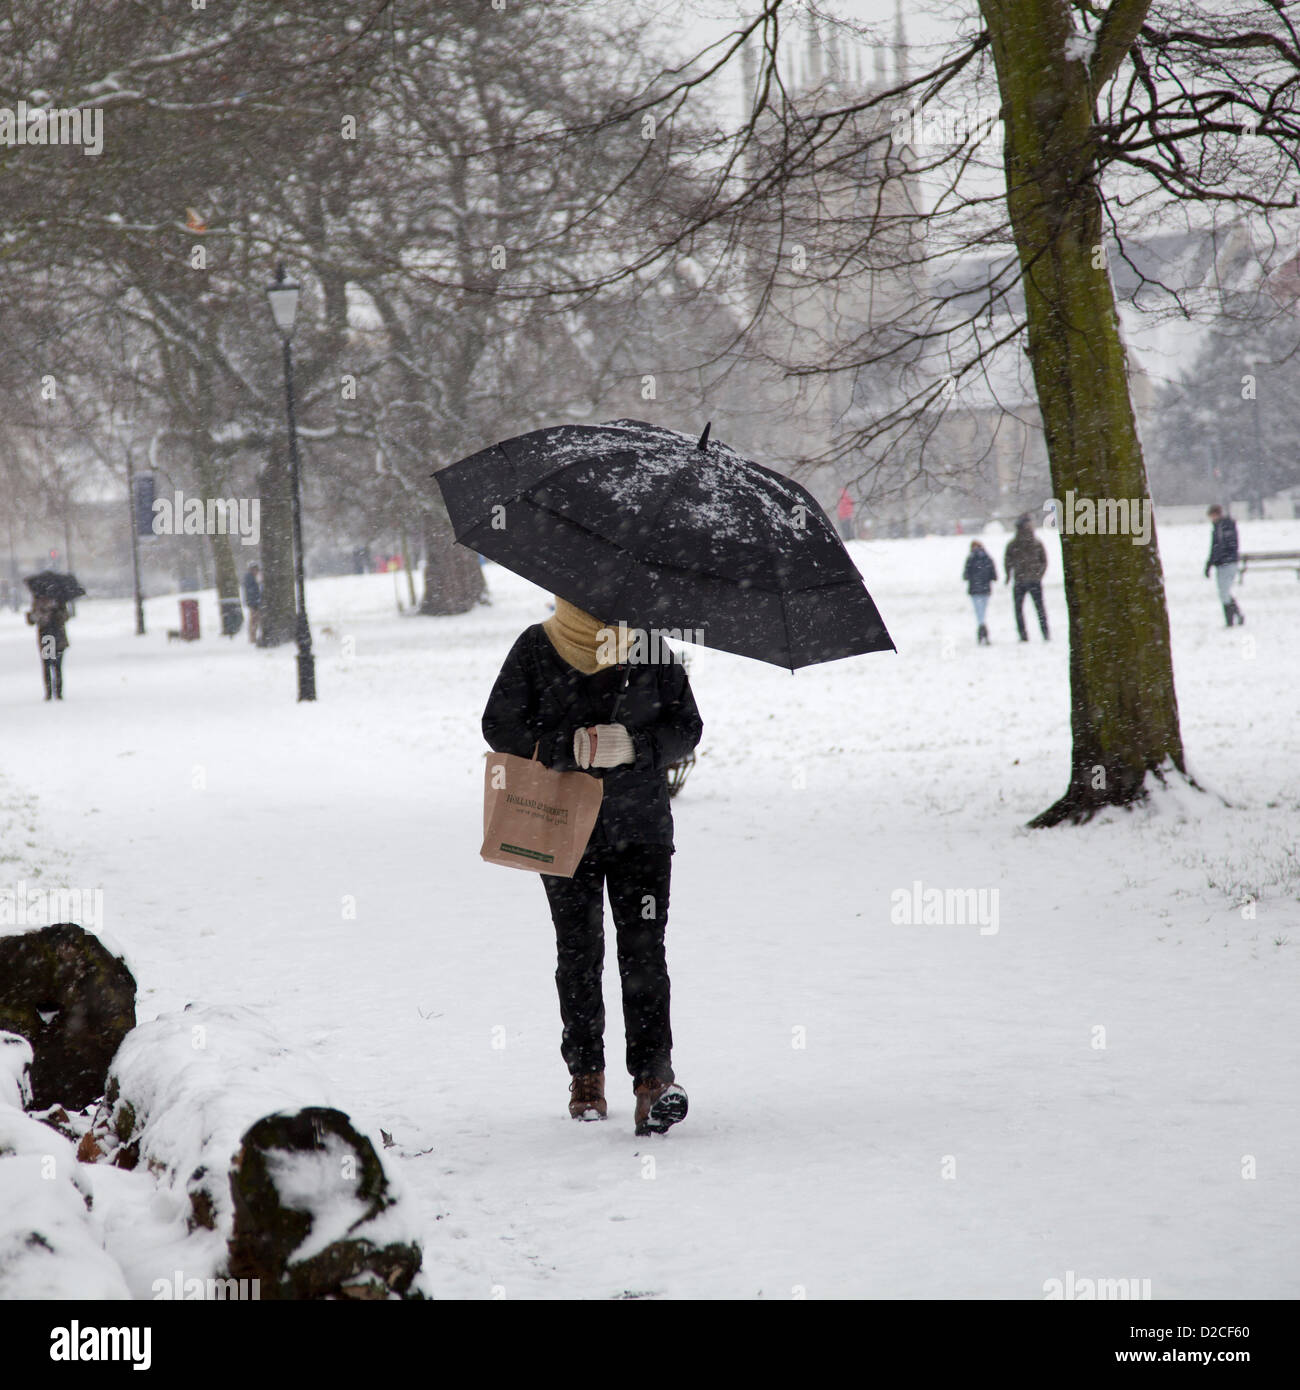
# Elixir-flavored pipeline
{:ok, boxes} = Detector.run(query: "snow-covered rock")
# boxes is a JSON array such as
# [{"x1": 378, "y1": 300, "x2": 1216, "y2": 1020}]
[
  {"x1": 80, "y1": 1005, "x2": 423, "y2": 1299},
  {"x1": 0, "y1": 1031, "x2": 32, "y2": 1110},
  {"x1": 0, "y1": 1083, "x2": 130, "y2": 1298},
  {"x1": 228, "y1": 1108, "x2": 422, "y2": 1299},
  {"x1": 0, "y1": 923, "x2": 136, "y2": 1110}
]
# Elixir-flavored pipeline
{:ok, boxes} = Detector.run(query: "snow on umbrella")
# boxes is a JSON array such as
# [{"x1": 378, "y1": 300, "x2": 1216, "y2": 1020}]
[
  {"x1": 434, "y1": 419, "x2": 895, "y2": 669},
  {"x1": 23, "y1": 571, "x2": 86, "y2": 602}
]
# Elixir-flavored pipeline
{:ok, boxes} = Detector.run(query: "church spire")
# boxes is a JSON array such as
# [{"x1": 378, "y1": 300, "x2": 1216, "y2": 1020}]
[
  {"x1": 741, "y1": 30, "x2": 758, "y2": 122},
  {"x1": 806, "y1": 11, "x2": 823, "y2": 89},
  {"x1": 894, "y1": 0, "x2": 910, "y2": 86}
]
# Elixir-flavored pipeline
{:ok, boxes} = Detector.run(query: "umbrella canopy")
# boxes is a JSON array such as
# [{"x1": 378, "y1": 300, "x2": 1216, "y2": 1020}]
[
  {"x1": 24, "y1": 571, "x2": 86, "y2": 603},
  {"x1": 434, "y1": 419, "x2": 894, "y2": 669}
]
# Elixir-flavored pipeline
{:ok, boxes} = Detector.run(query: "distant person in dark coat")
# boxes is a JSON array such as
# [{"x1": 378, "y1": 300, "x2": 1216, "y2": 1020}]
[
  {"x1": 1004, "y1": 514, "x2": 1050, "y2": 642},
  {"x1": 26, "y1": 595, "x2": 70, "y2": 700},
  {"x1": 242, "y1": 563, "x2": 263, "y2": 644},
  {"x1": 483, "y1": 596, "x2": 702, "y2": 1136},
  {"x1": 1205, "y1": 505, "x2": 1244, "y2": 626},
  {"x1": 962, "y1": 540, "x2": 997, "y2": 645}
]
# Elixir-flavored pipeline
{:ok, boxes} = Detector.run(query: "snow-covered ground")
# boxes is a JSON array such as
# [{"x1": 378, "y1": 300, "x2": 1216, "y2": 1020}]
[{"x1": 1, "y1": 520, "x2": 1297, "y2": 1299}]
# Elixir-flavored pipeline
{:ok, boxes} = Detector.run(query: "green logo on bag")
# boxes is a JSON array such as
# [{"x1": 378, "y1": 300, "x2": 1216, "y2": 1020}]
[{"x1": 500, "y1": 843, "x2": 554, "y2": 863}]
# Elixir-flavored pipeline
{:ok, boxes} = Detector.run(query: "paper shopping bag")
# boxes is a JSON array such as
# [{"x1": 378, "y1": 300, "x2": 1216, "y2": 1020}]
[{"x1": 481, "y1": 749, "x2": 603, "y2": 877}]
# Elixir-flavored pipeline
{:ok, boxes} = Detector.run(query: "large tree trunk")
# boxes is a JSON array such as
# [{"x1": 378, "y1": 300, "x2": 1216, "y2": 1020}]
[
  {"x1": 980, "y1": 0, "x2": 1190, "y2": 826},
  {"x1": 256, "y1": 441, "x2": 297, "y2": 647},
  {"x1": 417, "y1": 503, "x2": 485, "y2": 615},
  {"x1": 194, "y1": 453, "x2": 243, "y2": 637},
  {"x1": 189, "y1": 363, "x2": 243, "y2": 636}
]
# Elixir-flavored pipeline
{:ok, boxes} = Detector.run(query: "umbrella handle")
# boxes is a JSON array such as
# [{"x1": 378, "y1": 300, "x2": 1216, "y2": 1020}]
[{"x1": 607, "y1": 666, "x2": 632, "y2": 723}]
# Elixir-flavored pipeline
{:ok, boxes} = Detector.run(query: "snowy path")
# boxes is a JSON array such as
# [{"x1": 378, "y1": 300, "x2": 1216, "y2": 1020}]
[{"x1": 1, "y1": 522, "x2": 1297, "y2": 1298}]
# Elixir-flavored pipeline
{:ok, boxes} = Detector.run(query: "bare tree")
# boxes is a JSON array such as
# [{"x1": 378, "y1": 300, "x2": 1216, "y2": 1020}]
[
  {"x1": 487, "y1": 0, "x2": 1300, "y2": 824},
  {"x1": 0, "y1": 0, "x2": 708, "y2": 622}
]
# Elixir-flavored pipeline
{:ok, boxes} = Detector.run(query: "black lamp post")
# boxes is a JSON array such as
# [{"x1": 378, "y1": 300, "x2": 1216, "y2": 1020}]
[
  {"x1": 266, "y1": 263, "x2": 316, "y2": 701},
  {"x1": 125, "y1": 448, "x2": 146, "y2": 636}
]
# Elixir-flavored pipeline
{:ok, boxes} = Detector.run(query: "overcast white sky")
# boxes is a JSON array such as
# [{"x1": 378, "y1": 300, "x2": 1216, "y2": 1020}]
[
  {"x1": 624, "y1": 1, "x2": 998, "y2": 219},
  {"x1": 648, "y1": 0, "x2": 972, "y2": 90}
]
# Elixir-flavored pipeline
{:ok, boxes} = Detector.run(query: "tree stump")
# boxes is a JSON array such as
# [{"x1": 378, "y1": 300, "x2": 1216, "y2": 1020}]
[{"x1": 0, "y1": 924, "x2": 136, "y2": 1110}]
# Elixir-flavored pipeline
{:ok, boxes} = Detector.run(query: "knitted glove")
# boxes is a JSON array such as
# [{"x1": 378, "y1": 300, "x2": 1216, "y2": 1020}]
[{"x1": 574, "y1": 723, "x2": 635, "y2": 770}]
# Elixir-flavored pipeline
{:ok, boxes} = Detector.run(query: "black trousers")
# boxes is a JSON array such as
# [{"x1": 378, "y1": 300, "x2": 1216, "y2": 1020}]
[
  {"x1": 540, "y1": 843, "x2": 674, "y2": 1088},
  {"x1": 41, "y1": 654, "x2": 63, "y2": 698},
  {"x1": 1013, "y1": 582, "x2": 1049, "y2": 640}
]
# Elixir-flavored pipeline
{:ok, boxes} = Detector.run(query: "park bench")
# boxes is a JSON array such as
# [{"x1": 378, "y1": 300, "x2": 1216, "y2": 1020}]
[{"x1": 1237, "y1": 551, "x2": 1300, "y2": 581}]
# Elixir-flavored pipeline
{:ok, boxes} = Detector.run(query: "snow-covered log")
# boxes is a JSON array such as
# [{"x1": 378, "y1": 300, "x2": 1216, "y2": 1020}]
[
  {"x1": 0, "y1": 923, "x2": 136, "y2": 1110},
  {"x1": 79, "y1": 1005, "x2": 424, "y2": 1299}
]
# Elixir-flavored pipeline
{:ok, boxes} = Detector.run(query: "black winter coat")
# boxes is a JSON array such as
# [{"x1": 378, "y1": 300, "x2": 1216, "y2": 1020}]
[
  {"x1": 482, "y1": 624, "x2": 703, "y2": 849},
  {"x1": 27, "y1": 599, "x2": 69, "y2": 653},
  {"x1": 1004, "y1": 531, "x2": 1047, "y2": 586},
  {"x1": 1208, "y1": 517, "x2": 1239, "y2": 567},
  {"x1": 962, "y1": 549, "x2": 997, "y2": 594}
]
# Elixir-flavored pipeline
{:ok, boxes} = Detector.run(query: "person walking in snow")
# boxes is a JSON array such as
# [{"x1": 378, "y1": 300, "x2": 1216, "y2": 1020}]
[
  {"x1": 1205, "y1": 505, "x2": 1244, "y2": 626},
  {"x1": 1004, "y1": 513, "x2": 1050, "y2": 642},
  {"x1": 482, "y1": 596, "x2": 702, "y2": 1135},
  {"x1": 836, "y1": 487, "x2": 855, "y2": 541},
  {"x1": 26, "y1": 594, "x2": 70, "y2": 700},
  {"x1": 962, "y1": 539, "x2": 997, "y2": 645},
  {"x1": 242, "y1": 563, "x2": 263, "y2": 644}
]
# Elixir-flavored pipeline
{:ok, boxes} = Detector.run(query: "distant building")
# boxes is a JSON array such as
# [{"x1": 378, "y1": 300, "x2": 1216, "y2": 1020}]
[{"x1": 643, "y1": 10, "x2": 1288, "y2": 536}]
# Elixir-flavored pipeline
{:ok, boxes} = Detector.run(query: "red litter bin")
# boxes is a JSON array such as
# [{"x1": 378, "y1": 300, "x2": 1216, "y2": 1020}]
[{"x1": 179, "y1": 598, "x2": 200, "y2": 641}]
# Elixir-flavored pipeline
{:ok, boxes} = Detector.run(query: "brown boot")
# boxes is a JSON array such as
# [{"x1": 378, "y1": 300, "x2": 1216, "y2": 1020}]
[
  {"x1": 633, "y1": 1078, "x2": 688, "y2": 1136},
  {"x1": 568, "y1": 1071, "x2": 606, "y2": 1121}
]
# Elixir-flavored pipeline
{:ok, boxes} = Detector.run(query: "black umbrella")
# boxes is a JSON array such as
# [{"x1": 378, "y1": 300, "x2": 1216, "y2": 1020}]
[
  {"x1": 24, "y1": 571, "x2": 86, "y2": 603},
  {"x1": 434, "y1": 419, "x2": 894, "y2": 669}
]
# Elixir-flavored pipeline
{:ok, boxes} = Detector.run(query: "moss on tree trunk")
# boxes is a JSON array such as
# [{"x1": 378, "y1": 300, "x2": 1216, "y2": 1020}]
[
  {"x1": 980, "y1": 0, "x2": 1190, "y2": 825},
  {"x1": 256, "y1": 441, "x2": 298, "y2": 647}
]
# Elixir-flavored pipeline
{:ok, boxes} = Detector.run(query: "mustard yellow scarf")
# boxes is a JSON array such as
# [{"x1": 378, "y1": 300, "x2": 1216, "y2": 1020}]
[{"x1": 543, "y1": 596, "x2": 631, "y2": 674}]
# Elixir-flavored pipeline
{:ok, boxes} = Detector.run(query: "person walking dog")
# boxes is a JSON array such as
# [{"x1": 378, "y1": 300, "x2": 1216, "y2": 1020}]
[
  {"x1": 1004, "y1": 513, "x2": 1050, "y2": 642},
  {"x1": 482, "y1": 596, "x2": 703, "y2": 1135},
  {"x1": 962, "y1": 540, "x2": 997, "y2": 645},
  {"x1": 1205, "y1": 505, "x2": 1244, "y2": 626}
]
